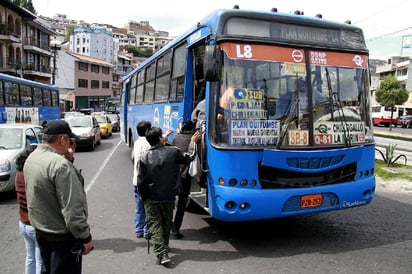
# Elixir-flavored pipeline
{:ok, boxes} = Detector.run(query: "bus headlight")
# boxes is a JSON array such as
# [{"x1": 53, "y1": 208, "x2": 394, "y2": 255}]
[
  {"x1": 239, "y1": 202, "x2": 248, "y2": 209},
  {"x1": 225, "y1": 201, "x2": 236, "y2": 209}
]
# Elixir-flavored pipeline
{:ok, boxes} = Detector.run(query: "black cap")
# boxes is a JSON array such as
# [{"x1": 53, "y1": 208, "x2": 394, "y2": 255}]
[
  {"x1": 44, "y1": 120, "x2": 79, "y2": 140},
  {"x1": 181, "y1": 120, "x2": 195, "y2": 132}
]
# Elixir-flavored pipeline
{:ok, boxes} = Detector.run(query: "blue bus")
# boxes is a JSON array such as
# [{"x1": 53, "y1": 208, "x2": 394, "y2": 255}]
[
  {"x1": 0, "y1": 73, "x2": 60, "y2": 124},
  {"x1": 120, "y1": 8, "x2": 375, "y2": 221}
]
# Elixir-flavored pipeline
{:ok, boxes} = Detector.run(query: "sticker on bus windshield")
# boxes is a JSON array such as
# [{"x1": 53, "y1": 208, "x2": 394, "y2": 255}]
[
  {"x1": 309, "y1": 51, "x2": 368, "y2": 69},
  {"x1": 231, "y1": 120, "x2": 280, "y2": 145},
  {"x1": 314, "y1": 121, "x2": 366, "y2": 145}
]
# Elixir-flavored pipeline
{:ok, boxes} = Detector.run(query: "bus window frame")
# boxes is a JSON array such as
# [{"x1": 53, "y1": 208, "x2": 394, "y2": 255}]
[{"x1": 169, "y1": 43, "x2": 187, "y2": 103}]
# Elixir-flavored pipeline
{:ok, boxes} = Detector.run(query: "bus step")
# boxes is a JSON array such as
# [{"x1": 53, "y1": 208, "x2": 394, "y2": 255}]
[{"x1": 189, "y1": 191, "x2": 209, "y2": 213}]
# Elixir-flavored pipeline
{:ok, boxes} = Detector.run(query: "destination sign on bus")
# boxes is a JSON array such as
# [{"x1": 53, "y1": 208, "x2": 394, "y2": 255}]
[
  {"x1": 231, "y1": 120, "x2": 280, "y2": 145},
  {"x1": 224, "y1": 17, "x2": 366, "y2": 51},
  {"x1": 314, "y1": 121, "x2": 365, "y2": 145},
  {"x1": 228, "y1": 87, "x2": 280, "y2": 145}
]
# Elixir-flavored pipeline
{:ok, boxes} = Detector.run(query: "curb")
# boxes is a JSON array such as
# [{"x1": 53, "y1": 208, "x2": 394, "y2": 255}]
[{"x1": 374, "y1": 130, "x2": 412, "y2": 141}]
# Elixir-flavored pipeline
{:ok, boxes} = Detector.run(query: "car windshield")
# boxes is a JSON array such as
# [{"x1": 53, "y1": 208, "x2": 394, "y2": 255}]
[
  {"x1": 107, "y1": 114, "x2": 118, "y2": 121},
  {"x1": 94, "y1": 116, "x2": 107, "y2": 123},
  {"x1": 67, "y1": 117, "x2": 92, "y2": 127},
  {"x1": 0, "y1": 128, "x2": 23, "y2": 149}
]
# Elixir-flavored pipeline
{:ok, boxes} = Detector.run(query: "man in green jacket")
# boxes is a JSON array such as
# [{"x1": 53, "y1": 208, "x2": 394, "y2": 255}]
[{"x1": 24, "y1": 120, "x2": 94, "y2": 274}]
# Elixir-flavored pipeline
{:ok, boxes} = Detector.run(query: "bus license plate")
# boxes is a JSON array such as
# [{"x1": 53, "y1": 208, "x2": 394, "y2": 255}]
[{"x1": 301, "y1": 194, "x2": 322, "y2": 208}]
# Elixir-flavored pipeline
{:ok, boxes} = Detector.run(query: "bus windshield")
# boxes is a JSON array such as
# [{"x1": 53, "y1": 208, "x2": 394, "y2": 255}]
[{"x1": 211, "y1": 43, "x2": 372, "y2": 148}]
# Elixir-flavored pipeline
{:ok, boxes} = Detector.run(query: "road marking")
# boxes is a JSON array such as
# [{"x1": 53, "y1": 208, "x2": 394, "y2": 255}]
[{"x1": 85, "y1": 139, "x2": 122, "y2": 193}]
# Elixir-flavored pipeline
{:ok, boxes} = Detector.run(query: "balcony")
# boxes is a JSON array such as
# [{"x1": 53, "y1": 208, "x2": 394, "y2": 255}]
[
  {"x1": 0, "y1": 58, "x2": 51, "y2": 77},
  {"x1": 23, "y1": 37, "x2": 53, "y2": 56},
  {"x1": 0, "y1": 23, "x2": 21, "y2": 43},
  {"x1": 0, "y1": 58, "x2": 22, "y2": 73}
]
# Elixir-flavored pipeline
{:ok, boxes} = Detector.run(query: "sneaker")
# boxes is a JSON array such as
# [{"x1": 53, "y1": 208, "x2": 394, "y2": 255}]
[
  {"x1": 172, "y1": 232, "x2": 184, "y2": 239},
  {"x1": 159, "y1": 253, "x2": 170, "y2": 265}
]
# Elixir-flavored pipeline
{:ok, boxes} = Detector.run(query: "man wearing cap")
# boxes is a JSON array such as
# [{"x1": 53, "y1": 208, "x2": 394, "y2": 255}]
[{"x1": 24, "y1": 120, "x2": 94, "y2": 274}]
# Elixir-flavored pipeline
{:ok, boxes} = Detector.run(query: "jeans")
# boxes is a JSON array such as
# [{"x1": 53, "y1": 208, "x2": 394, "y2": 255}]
[
  {"x1": 36, "y1": 234, "x2": 82, "y2": 274},
  {"x1": 134, "y1": 188, "x2": 147, "y2": 237},
  {"x1": 19, "y1": 221, "x2": 43, "y2": 274}
]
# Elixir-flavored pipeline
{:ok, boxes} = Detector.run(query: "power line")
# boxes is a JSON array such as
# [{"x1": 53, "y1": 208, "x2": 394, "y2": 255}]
[
  {"x1": 366, "y1": 26, "x2": 412, "y2": 41},
  {"x1": 353, "y1": 0, "x2": 409, "y2": 25}
]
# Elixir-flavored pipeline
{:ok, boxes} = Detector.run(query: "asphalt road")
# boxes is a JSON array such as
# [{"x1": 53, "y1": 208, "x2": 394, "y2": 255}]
[{"x1": 0, "y1": 132, "x2": 411, "y2": 274}]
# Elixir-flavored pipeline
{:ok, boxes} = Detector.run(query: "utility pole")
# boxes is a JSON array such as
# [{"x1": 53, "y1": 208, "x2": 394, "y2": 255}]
[{"x1": 51, "y1": 41, "x2": 61, "y2": 85}]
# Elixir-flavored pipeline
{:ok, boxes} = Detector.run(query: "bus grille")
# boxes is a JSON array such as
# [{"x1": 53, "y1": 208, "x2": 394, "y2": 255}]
[
  {"x1": 286, "y1": 155, "x2": 344, "y2": 169},
  {"x1": 258, "y1": 162, "x2": 356, "y2": 189}
]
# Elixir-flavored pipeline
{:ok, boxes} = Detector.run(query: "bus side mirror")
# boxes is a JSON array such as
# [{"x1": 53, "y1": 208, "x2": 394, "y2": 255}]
[{"x1": 204, "y1": 45, "x2": 222, "y2": 82}]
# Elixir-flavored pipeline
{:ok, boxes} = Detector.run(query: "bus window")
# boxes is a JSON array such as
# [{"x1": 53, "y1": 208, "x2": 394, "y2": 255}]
[
  {"x1": 43, "y1": 89, "x2": 51, "y2": 107},
  {"x1": 144, "y1": 64, "x2": 155, "y2": 103},
  {"x1": 170, "y1": 43, "x2": 186, "y2": 102},
  {"x1": 130, "y1": 74, "x2": 137, "y2": 104},
  {"x1": 33, "y1": 87, "x2": 42, "y2": 106},
  {"x1": 4, "y1": 81, "x2": 19, "y2": 106},
  {"x1": 20, "y1": 84, "x2": 32, "y2": 106},
  {"x1": 154, "y1": 53, "x2": 171, "y2": 102},
  {"x1": 51, "y1": 89, "x2": 59, "y2": 107},
  {"x1": 136, "y1": 71, "x2": 144, "y2": 103}
]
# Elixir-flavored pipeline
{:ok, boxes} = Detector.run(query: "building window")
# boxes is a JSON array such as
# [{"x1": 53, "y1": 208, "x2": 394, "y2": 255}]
[
  {"x1": 91, "y1": 64, "x2": 99, "y2": 73},
  {"x1": 78, "y1": 62, "x2": 88, "y2": 71},
  {"x1": 78, "y1": 79, "x2": 88, "y2": 88},
  {"x1": 102, "y1": 67, "x2": 109, "y2": 74},
  {"x1": 91, "y1": 80, "x2": 99, "y2": 89},
  {"x1": 102, "y1": 81, "x2": 110, "y2": 88}
]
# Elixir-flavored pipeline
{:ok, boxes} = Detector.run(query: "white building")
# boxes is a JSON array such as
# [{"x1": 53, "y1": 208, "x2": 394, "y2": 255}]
[
  {"x1": 69, "y1": 27, "x2": 114, "y2": 64},
  {"x1": 375, "y1": 56, "x2": 412, "y2": 107}
]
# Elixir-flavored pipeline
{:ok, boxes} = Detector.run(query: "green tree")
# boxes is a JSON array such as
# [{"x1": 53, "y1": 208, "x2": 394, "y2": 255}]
[
  {"x1": 65, "y1": 26, "x2": 74, "y2": 42},
  {"x1": 375, "y1": 75, "x2": 409, "y2": 130},
  {"x1": 122, "y1": 45, "x2": 153, "y2": 57},
  {"x1": 12, "y1": 0, "x2": 36, "y2": 13}
]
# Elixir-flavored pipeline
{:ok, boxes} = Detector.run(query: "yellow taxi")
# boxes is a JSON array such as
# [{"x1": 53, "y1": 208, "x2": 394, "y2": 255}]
[{"x1": 91, "y1": 112, "x2": 113, "y2": 138}]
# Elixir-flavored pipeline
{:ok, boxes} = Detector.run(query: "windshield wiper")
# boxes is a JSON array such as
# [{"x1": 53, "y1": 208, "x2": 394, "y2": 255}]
[
  {"x1": 325, "y1": 67, "x2": 351, "y2": 147},
  {"x1": 277, "y1": 76, "x2": 299, "y2": 149}
]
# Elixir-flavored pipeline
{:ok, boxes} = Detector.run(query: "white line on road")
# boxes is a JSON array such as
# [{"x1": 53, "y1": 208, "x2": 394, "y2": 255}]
[{"x1": 85, "y1": 139, "x2": 122, "y2": 193}]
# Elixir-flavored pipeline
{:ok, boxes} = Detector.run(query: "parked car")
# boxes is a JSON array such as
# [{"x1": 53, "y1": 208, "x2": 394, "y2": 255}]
[
  {"x1": 92, "y1": 113, "x2": 113, "y2": 138},
  {"x1": 66, "y1": 116, "x2": 101, "y2": 151},
  {"x1": 399, "y1": 115, "x2": 412, "y2": 128},
  {"x1": 60, "y1": 111, "x2": 84, "y2": 120},
  {"x1": 0, "y1": 124, "x2": 43, "y2": 193},
  {"x1": 78, "y1": 108, "x2": 94, "y2": 115},
  {"x1": 107, "y1": 113, "x2": 120, "y2": 132}
]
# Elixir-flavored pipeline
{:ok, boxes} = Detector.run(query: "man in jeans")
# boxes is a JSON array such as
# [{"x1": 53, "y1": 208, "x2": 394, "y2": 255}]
[
  {"x1": 132, "y1": 121, "x2": 152, "y2": 238},
  {"x1": 137, "y1": 127, "x2": 200, "y2": 265},
  {"x1": 24, "y1": 120, "x2": 94, "y2": 274}
]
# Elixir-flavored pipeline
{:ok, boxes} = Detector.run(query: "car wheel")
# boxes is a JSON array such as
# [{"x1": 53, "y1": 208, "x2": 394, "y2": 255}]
[{"x1": 90, "y1": 138, "x2": 95, "y2": 151}]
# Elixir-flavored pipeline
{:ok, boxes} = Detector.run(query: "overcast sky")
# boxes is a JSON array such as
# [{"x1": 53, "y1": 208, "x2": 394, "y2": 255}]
[{"x1": 32, "y1": 0, "x2": 411, "y2": 40}]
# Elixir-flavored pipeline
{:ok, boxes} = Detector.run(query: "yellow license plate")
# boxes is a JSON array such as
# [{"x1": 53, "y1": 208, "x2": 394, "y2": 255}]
[{"x1": 301, "y1": 194, "x2": 322, "y2": 208}]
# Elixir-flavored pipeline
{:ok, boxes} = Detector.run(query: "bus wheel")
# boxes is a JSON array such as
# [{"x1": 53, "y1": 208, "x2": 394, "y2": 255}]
[{"x1": 130, "y1": 139, "x2": 134, "y2": 162}]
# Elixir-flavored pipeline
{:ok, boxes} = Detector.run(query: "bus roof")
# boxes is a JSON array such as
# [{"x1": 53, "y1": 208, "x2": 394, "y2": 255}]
[
  {"x1": 0, "y1": 73, "x2": 58, "y2": 90},
  {"x1": 123, "y1": 8, "x2": 367, "y2": 82}
]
